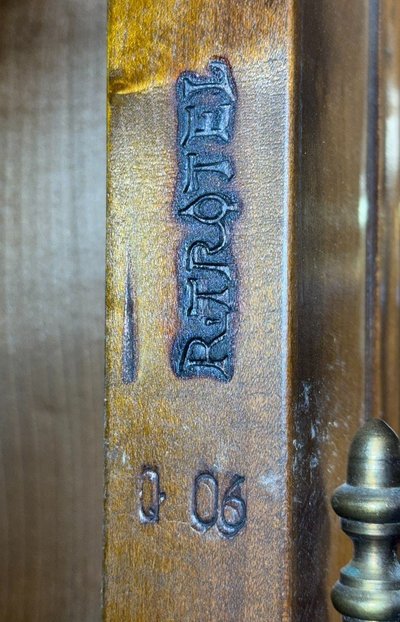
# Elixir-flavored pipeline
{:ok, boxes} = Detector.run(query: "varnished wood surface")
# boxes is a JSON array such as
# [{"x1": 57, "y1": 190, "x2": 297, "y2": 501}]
[
  {"x1": 105, "y1": 1, "x2": 400, "y2": 621},
  {"x1": 295, "y1": 4, "x2": 400, "y2": 619},
  {"x1": 295, "y1": 2, "x2": 370, "y2": 618},
  {"x1": 2, "y1": 0, "x2": 397, "y2": 619},
  {"x1": 105, "y1": 2, "x2": 296, "y2": 621},
  {"x1": 0, "y1": 1, "x2": 106, "y2": 620},
  {"x1": 374, "y1": 0, "x2": 400, "y2": 428}
]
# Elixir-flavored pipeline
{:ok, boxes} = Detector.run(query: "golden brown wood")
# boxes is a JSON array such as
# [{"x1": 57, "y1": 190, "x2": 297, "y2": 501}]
[
  {"x1": 105, "y1": 2, "x2": 297, "y2": 621},
  {"x1": 105, "y1": 1, "x2": 400, "y2": 620},
  {"x1": 0, "y1": 1, "x2": 105, "y2": 620}
]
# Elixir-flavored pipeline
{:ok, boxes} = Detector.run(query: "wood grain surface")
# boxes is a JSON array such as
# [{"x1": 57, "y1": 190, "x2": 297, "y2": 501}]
[
  {"x1": 105, "y1": 1, "x2": 400, "y2": 621},
  {"x1": 295, "y1": 2, "x2": 369, "y2": 618},
  {"x1": 105, "y1": 2, "x2": 297, "y2": 621},
  {"x1": 295, "y1": 4, "x2": 400, "y2": 619},
  {"x1": 0, "y1": 1, "x2": 106, "y2": 620},
  {"x1": 372, "y1": 0, "x2": 400, "y2": 429}
]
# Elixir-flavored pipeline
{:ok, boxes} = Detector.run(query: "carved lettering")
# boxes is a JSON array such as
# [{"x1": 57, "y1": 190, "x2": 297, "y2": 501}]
[
  {"x1": 178, "y1": 308, "x2": 229, "y2": 376},
  {"x1": 187, "y1": 278, "x2": 231, "y2": 318},
  {"x1": 139, "y1": 467, "x2": 166, "y2": 524},
  {"x1": 178, "y1": 193, "x2": 237, "y2": 225},
  {"x1": 192, "y1": 472, "x2": 219, "y2": 533},
  {"x1": 171, "y1": 59, "x2": 240, "y2": 381},
  {"x1": 183, "y1": 154, "x2": 234, "y2": 194},
  {"x1": 192, "y1": 472, "x2": 247, "y2": 538},
  {"x1": 182, "y1": 103, "x2": 233, "y2": 146},
  {"x1": 181, "y1": 59, "x2": 235, "y2": 102},
  {"x1": 137, "y1": 465, "x2": 247, "y2": 540},
  {"x1": 187, "y1": 241, "x2": 232, "y2": 279}
]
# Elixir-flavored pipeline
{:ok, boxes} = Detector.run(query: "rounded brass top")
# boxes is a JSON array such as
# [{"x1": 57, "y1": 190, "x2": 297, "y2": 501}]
[
  {"x1": 347, "y1": 419, "x2": 400, "y2": 488},
  {"x1": 331, "y1": 419, "x2": 400, "y2": 621}
]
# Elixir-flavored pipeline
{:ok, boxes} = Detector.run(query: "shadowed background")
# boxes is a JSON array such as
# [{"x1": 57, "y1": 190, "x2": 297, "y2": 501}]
[{"x1": 0, "y1": 0, "x2": 106, "y2": 619}]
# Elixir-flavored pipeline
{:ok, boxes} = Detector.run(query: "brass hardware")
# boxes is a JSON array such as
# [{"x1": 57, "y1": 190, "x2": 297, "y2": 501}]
[{"x1": 331, "y1": 419, "x2": 400, "y2": 621}]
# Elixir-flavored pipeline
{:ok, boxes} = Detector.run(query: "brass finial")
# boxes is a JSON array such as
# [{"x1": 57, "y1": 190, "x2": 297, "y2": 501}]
[{"x1": 331, "y1": 419, "x2": 400, "y2": 621}]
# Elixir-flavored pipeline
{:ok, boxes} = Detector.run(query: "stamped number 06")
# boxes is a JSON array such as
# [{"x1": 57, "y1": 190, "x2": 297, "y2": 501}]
[{"x1": 192, "y1": 472, "x2": 246, "y2": 539}]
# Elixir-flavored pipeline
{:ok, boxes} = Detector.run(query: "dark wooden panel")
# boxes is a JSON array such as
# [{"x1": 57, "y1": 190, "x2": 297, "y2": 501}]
[
  {"x1": 374, "y1": 0, "x2": 400, "y2": 429},
  {"x1": 0, "y1": 1, "x2": 106, "y2": 619},
  {"x1": 294, "y1": 4, "x2": 400, "y2": 620},
  {"x1": 295, "y1": 1, "x2": 369, "y2": 619}
]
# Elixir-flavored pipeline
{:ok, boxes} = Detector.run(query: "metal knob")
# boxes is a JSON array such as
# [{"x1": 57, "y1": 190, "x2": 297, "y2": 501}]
[{"x1": 331, "y1": 419, "x2": 400, "y2": 621}]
